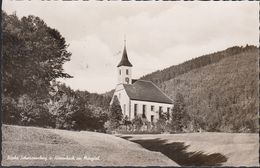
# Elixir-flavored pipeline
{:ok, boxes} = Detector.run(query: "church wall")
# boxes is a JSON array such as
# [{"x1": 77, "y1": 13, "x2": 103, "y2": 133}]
[
  {"x1": 130, "y1": 100, "x2": 173, "y2": 122},
  {"x1": 112, "y1": 84, "x2": 131, "y2": 118}
]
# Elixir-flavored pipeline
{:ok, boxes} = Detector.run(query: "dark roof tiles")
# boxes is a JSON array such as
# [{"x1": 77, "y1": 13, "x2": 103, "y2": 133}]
[{"x1": 123, "y1": 80, "x2": 173, "y2": 104}]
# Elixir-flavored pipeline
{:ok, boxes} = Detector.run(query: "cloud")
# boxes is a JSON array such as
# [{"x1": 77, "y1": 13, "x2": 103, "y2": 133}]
[{"x1": 59, "y1": 36, "x2": 117, "y2": 93}]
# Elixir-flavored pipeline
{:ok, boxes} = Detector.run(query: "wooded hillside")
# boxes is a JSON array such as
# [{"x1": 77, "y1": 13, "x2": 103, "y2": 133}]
[{"x1": 141, "y1": 46, "x2": 258, "y2": 132}]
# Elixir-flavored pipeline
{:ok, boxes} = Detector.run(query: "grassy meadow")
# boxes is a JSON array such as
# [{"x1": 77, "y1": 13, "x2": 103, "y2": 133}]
[
  {"x1": 2, "y1": 124, "x2": 259, "y2": 166},
  {"x1": 2, "y1": 124, "x2": 176, "y2": 166},
  {"x1": 120, "y1": 132, "x2": 259, "y2": 166}
]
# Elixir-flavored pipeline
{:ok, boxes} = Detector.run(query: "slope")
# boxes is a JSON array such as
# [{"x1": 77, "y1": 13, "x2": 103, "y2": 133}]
[
  {"x1": 2, "y1": 124, "x2": 177, "y2": 166},
  {"x1": 161, "y1": 47, "x2": 258, "y2": 132}
]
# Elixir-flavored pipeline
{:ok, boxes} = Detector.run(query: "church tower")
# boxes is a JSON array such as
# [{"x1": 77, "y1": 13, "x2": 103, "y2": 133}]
[{"x1": 117, "y1": 40, "x2": 132, "y2": 85}]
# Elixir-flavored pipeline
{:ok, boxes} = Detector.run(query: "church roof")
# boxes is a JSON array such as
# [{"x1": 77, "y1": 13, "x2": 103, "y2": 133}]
[
  {"x1": 123, "y1": 80, "x2": 173, "y2": 104},
  {"x1": 117, "y1": 45, "x2": 133, "y2": 67}
]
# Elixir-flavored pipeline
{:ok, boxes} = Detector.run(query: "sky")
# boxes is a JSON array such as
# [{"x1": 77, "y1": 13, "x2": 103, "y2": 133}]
[{"x1": 3, "y1": 1, "x2": 259, "y2": 93}]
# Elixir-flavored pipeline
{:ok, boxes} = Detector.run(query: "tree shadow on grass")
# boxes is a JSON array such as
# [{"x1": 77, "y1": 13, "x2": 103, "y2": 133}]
[{"x1": 121, "y1": 136, "x2": 228, "y2": 166}]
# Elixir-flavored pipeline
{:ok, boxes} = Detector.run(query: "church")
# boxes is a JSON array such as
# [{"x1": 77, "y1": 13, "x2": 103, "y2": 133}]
[{"x1": 111, "y1": 42, "x2": 173, "y2": 123}]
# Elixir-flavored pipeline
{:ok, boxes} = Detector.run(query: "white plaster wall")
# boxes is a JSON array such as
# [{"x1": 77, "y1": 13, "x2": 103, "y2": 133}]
[
  {"x1": 111, "y1": 84, "x2": 173, "y2": 122},
  {"x1": 118, "y1": 66, "x2": 132, "y2": 84},
  {"x1": 130, "y1": 100, "x2": 173, "y2": 122},
  {"x1": 112, "y1": 84, "x2": 131, "y2": 117}
]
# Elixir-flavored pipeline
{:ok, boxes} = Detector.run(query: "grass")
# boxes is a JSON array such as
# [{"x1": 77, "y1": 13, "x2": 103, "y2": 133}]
[
  {"x1": 2, "y1": 124, "x2": 176, "y2": 166},
  {"x1": 121, "y1": 136, "x2": 227, "y2": 166},
  {"x1": 2, "y1": 125, "x2": 258, "y2": 166},
  {"x1": 119, "y1": 132, "x2": 259, "y2": 166},
  {"x1": 2, "y1": 125, "x2": 99, "y2": 166}
]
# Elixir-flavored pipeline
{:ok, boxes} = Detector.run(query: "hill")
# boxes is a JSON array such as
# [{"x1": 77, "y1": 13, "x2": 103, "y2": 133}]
[
  {"x1": 2, "y1": 124, "x2": 176, "y2": 166},
  {"x1": 3, "y1": 124, "x2": 258, "y2": 166},
  {"x1": 140, "y1": 45, "x2": 258, "y2": 132},
  {"x1": 120, "y1": 132, "x2": 258, "y2": 167}
]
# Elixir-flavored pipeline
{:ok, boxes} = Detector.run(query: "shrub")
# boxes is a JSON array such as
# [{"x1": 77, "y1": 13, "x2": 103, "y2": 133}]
[{"x1": 132, "y1": 116, "x2": 143, "y2": 131}]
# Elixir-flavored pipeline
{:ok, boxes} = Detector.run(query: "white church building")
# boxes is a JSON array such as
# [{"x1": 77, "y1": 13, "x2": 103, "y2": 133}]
[{"x1": 111, "y1": 43, "x2": 173, "y2": 123}]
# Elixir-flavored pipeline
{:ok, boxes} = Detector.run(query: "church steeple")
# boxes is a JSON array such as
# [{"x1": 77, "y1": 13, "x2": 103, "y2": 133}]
[
  {"x1": 117, "y1": 39, "x2": 133, "y2": 85},
  {"x1": 117, "y1": 39, "x2": 133, "y2": 67}
]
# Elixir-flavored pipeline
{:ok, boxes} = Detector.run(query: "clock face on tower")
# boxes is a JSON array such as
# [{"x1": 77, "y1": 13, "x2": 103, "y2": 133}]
[{"x1": 125, "y1": 77, "x2": 129, "y2": 84}]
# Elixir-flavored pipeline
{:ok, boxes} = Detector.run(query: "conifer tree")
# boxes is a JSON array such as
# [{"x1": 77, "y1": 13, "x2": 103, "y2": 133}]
[
  {"x1": 108, "y1": 96, "x2": 123, "y2": 129},
  {"x1": 171, "y1": 93, "x2": 189, "y2": 132}
]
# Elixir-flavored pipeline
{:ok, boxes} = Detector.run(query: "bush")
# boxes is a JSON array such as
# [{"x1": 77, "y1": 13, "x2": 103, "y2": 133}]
[
  {"x1": 132, "y1": 116, "x2": 143, "y2": 131},
  {"x1": 115, "y1": 129, "x2": 161, "y2": 134},
  {"x1": 155, "y1": 120, "x2": 164, "y2": 132}
]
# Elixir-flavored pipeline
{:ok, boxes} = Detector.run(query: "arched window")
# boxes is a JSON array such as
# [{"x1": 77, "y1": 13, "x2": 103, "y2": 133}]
[
  {"x1": 126, "y1": 69, "x2": 129, "y2": 75},
  {"x1": 119, "y1": 69, "x2": 121, "y2": 75}
]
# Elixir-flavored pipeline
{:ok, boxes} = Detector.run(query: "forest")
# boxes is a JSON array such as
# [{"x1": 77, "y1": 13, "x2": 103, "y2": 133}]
[
  {"x1": 2, "y1": 11, "x2": 258, "y2": 133},
  {"x1": 141, "y1": 45, "x2": 259, "y2": 133}
]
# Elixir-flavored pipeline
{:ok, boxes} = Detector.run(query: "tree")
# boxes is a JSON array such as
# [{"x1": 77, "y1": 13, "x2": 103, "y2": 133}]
[
  {"x1": 171, "y1": 93, "x2": 189, "y2": 133},
  {"x1": 107, "y1": 96, "x2": 123, "y2": 130},
  {"x1": 132, "y1": 115, "x2": 143, "y2": 131},
  {"x1": 17, "y1": 95, "x2": 53, "y2": 127},
  {"x1": 47, "y1": 84, "x2": 77, "y2": 129},
  {"x1": 122, "y1": 115, "x2": 132, "y2": 130},
  {"x1": 2, "y1": 11, "x2": 72, "y2": 125},
  {"x1": 47, "y1": 83, "x2": 108, "y2": 131},
  {"x1": 85, "y1": 104, "x2": 108, "y2": 131},
  {"x1": 155, "y1": 112, "x2": 168, "y2": 132},
  {"x1": 2, "y1": 96, "x2": 21, "y2": 125},
  {"x1": 3, "y1": 12, "x2": 72, "y2": 99}
]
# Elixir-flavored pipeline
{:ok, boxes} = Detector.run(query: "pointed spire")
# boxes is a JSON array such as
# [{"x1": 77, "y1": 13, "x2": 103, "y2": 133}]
[{"x1": 117, "y1": 38, "x2": 133, "y2": 67}]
